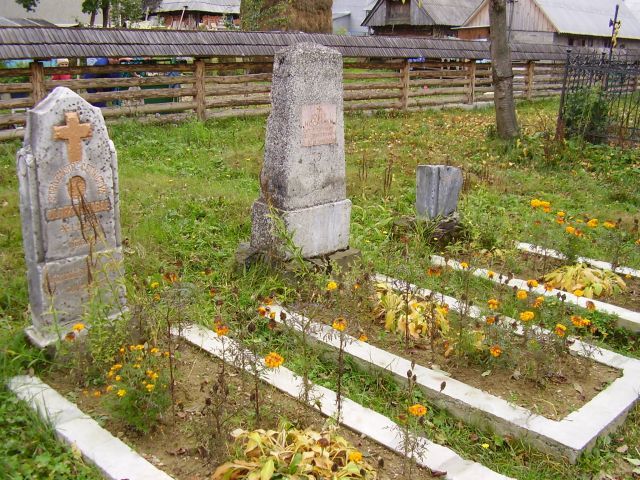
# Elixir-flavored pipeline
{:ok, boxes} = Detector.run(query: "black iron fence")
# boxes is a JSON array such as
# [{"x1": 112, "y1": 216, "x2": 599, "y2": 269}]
[{"x1": 557, "y1": 51, "x2": 640, "y2": 144}]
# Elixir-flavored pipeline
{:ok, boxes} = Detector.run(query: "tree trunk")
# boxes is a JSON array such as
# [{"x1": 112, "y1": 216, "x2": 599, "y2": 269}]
[
  {"x1": 102, "y1": 0, "x2": 110, "y2": 28},
  {"x1": 90, "y1": 9, "x2": 97, "y2": 26},
  {"x1": 489, "y1": 0, "x2": 518, "y2": 139}
]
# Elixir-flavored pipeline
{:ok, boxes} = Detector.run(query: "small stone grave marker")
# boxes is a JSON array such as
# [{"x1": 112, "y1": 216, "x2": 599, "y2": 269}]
[
  {"x1": 17, "y1": 87, "x2": 125, "y2": 347},
  {"x1": 250, "y1": 43, "x2": 352, "y2": 259},
  {"x1": 416, "y1": 165, "x2": 463, "y2": 220}
]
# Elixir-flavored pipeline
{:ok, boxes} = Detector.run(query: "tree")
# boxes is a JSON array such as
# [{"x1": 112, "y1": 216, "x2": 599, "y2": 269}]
[
  {"x1": 489, "y1": 0, "x2": 518, "y2": 139},
  {"x1": 241, "y1": 0, "x2": 332, "y2": 33},
  {"x1": 15, "y1": 0, "x2": 145, "y2": 28}
]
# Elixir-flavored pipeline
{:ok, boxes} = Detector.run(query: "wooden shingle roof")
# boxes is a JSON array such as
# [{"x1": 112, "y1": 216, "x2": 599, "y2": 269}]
[{"x1": 0, "y1": 26, "x2": 622, "y2": 61}]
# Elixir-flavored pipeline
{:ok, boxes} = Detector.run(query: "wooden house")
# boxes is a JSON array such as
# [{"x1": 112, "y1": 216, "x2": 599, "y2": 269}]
[
  {"x1": 459, "y1": 0, "x2": 640, "y2": 49},
  {"x1": 361, "y1": 0, "x2": 482, "y2": 37},
  {"x1": 151, "y1": 0, "x2": 240, "y2": 30}
]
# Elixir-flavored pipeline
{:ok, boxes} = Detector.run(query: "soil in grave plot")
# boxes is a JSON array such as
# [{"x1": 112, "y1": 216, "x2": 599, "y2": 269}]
[
  {"x1": 290, "y1": 298, "x2": 621, "y2": 421},
  {"x1": 44, "y1": 341, "x2": 438, "y2": 480},
  {"x1": 460, "y1": 250, "x2": 640, "y2": 312}
]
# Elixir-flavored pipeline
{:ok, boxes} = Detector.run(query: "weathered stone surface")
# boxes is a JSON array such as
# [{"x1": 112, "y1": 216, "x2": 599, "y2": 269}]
[
  {"x1": 416, "y1": 165, "x2": 463, "y2": 219},
  {"x1": 250, "y1": 43, "x2": 351, "y2": 258},
  {"x1": 17, "y1": 87, "x2": 125, "y2": 347},
  {"x1": 251, "y1": 198, "x2": 351, "y2": 259}
]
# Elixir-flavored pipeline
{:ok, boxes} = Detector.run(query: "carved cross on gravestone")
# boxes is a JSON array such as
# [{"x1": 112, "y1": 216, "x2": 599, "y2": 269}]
[{"x1": 53, "y1": 112, "x2": 92, "y2": 163}]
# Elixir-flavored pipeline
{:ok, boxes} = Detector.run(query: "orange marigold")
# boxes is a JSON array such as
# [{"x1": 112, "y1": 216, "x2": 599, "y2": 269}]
[
  {"x1": 264, "y1": 352, "x2": 284, "y2": 368},
  {"x1": 519, "y1": 311, "x2": 535, "y2": 322},
  {"x1": 516, "y1": 290, "x2": 528, "y2": 300},
  {"x1": 489, "y1": 345, "x2": 502, "y2": 358},
  {"x1": 408, "y1": 404, "x2": 427, "y2": 417},
  {"x1": 554, "y1": 324, "x2": 567, "y2": 337},
  {"x1": 332, "y1": 317, "x2": 347, "y2": 332},
  {"x1": 487, "y1": 298, "x2": 500, "y2": 310}
]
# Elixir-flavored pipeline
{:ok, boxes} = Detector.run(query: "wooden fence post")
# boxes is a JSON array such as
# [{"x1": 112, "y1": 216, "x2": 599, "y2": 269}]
[
  {"x1": 194, "y1": 58, "x2": 206, "y2": 121},
  {"x1": 30, "y1": 61, "x2": 46, "y2": 106},
  {"x1": 400, "y1": 59, "x2": 410, "y2": 110},
  {"x1": 526, "y1": 61, "x2": 535, "y2": 100},
  {"x1": 467, "y1": 61, "x2": 476, "y2": 104}
]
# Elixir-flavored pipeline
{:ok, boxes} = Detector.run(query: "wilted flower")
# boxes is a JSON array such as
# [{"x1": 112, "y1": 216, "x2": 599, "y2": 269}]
[
  {"x1": 586, "y1": 301, "x2": 596, "y2": 311},
  {"x1": 533, "y1": 296, "x2": 545, "y2": 308},
  {"x1": 489, "y1": 345, "x2": 502, "y2": 358},
  {"x1": 554, "y1": 324, "x2": 567, "y2": 337}
]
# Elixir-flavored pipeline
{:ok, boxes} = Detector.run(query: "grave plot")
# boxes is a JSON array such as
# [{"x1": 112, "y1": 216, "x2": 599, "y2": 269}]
[{"x1": 263, "y1": 274, "x2": 640, "y2": 462}]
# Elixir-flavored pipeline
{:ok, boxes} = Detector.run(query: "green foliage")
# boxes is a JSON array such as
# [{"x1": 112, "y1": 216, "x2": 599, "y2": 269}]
[{"x1": 563, "y1": 86, "x2": 609, "y2": 143}]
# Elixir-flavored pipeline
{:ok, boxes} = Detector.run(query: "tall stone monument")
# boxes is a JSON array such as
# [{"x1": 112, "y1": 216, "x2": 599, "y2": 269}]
[
  {"x1": 250, "y1": 42, "x2": 352, "y2": 259},
  {"x1": 17, "y1": 87, "x2": 125, "y2": 347}
]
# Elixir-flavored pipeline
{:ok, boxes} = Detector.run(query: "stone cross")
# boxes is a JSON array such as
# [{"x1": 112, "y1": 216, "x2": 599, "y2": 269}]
[
  {"x1": 17, "y1": 87, "x2": 125, "y2": 348},
  {"x1": 416, "y1": 165, "x2": 463, "y2": 220},
  {"x1": 250, "y1": 42, "x2": 351, "y2": 258}
]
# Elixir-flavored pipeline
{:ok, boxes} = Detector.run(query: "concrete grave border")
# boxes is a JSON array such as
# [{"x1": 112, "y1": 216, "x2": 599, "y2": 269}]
[
  {"x1": 266, "y1": 273, "x2": 640, "y2": 462},
  {"x1": 430, "y1": 254, "x2": 640, "y2": 333},
  {"x1": 176, "y1": 323, "x2": 513, "y2": 480},
  {"x1": 7, "y1": 375, "x2": 174, "y2": 480},
  {"x1": 516, "y1": 241, "x2": 640, "y2": 280}
]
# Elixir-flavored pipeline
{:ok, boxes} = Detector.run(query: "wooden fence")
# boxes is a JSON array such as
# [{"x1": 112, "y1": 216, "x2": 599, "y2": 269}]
[{"x1": 0, "y1": 57, "x2": 565, "y2": 141}]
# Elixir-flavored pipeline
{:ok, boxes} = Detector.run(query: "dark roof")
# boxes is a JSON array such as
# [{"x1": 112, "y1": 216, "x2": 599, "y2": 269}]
[
  {"x1": 153, "y1": 0, "x2": 240, "y2": 14},
  {"x1": 0, "y1": 26, "x2": 622, "y2": 61},
  {"x1": 0, "y1": 17, "x2": 57, "y2": 27},
  {"x1": 363, "y1": 0, "x2": 481, "y2": 28}
]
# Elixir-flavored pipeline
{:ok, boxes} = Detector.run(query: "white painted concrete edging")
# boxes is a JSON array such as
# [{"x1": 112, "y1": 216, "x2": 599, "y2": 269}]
[
  {"x1": 176, "y1": 323, "x2": 513, "y2": 480},
  {"x1": 516, "y1": 242, "x2": 640, "y2": 280},
  {"x1": 430, "y1": 254, "x2": 640, "y2": 333},
  {"x1": 266, "y1": 273, "x2": 640, "y2": 463},
  {"x1": 7, "y1": 375, "x2": 174, "y2": 480}
]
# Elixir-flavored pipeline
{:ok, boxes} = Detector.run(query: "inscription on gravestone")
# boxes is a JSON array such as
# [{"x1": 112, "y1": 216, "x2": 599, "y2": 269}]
[
  {"x1": 17, "y1": 87, "x2": 125, "y2": 348},
  {"x1": 301, "y1": 104, "x2": 337, "y2": 147}
]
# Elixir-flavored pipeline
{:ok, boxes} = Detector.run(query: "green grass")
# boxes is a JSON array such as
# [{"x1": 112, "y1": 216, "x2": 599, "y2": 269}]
[{"x1": 0, "y1": 99, "x2": 639, "y2": 478}]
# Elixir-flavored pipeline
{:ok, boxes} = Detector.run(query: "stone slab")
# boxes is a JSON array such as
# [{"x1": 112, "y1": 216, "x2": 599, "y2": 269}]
[
  {"x1": 176, "y1": 324, "x2": 513, "y2": 480},
  {"x1": 7, "y1": 375, "x2": 174, "y2": 480},
  {"x1": 250, "y1": 198, "x2": 351, "y2": 258},
  {"x1": 416, "y1": 165, "x2": 463, "y2": 220}
]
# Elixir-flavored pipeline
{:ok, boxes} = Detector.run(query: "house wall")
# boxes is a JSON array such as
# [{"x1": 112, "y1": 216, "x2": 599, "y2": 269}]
[
  {"x1": 466, "y1": 0, "x2": 554, "y2": 32},
  {"x1": 158, "y1": 12, "x2": 239, "y2": 29},
  {"x1": 332, "y1": 0, "x2": 375, "y2": 35},
  {"x1": 371, "y1": 25, "x2": 435, "y2": 36}
]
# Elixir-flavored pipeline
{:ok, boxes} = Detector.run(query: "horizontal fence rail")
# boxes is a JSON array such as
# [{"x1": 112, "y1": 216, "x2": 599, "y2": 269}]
[{"x1": 0, "y1": 57, "x2": 565, "y2": 141}]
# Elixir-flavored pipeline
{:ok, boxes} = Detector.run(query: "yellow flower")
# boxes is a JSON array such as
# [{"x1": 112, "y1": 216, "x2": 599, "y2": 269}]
[
  {"x1": 556, "y1": 217, "x2": 565, "y2": 224},
  {"x1": 150, "y1": 347, "x2": 159, "y2": 354},
  {"x1": 115, "y1": 375, "x2": 122, "y2": 381},
  {"x1": 603, "y1": 221, "x2": 616, "y2": 229},
  {"x1": 540, "y1": 200, "x2": 551, "y2": 209},
  {"x1": 264, "y1": 352, "x2": 284, "y2": 368},
  {"x1": 106, "y1": 385, "x2": 114, "y2": 392},
  {"x1": 533, "y1": 296, "x2": 545, "y2": 308},
  {"x1": 72, "y1": 323, "x2": 85, "y2": 332},
  {"x1": 146, "y1": 383, "x2": 155, "y2": 392},
  {"x1": 489, "y1": 345, "x2": 502, "y2": 358},
  {"x1": 460, "y1": 262, "x2": 469, "y2": 270},
  {"x1": 214, "y1": 324, "x2": 229, "y2": 336},
  {"x1": 557, "y1": 211, "x2": 566, "y2": 217},
  {"x1": 565, "y1": 226, "x2": 576, "y2": 235},
  {"x1": 636, "y1": 238, "x2": 640, "y2": 246},
  {"x1": 136, "y1": 344, "x2": 144, "y2": 351},
  {"x1": 408, "y1": 404, "x2": 427, "y2": 417},
  {"x1": 573, "y1": 289, "x2": 584, "y2": 297},
  {"x1": 526, "y1": 279, "x2": 539, "y2": 288},
  {"x1": 481, "y1": 443, "x2": 490, "y2": 449},
  {"x1": 332, "y1": 317, "x2": 347, "y2": 332},
  {"x1": 530, "y1": 198, "x2": 542, "y2": 208},
  {"x1": 554, "y1": 324, "x2": 567, "y2": 337},
  {"x1": 112, "y1": 364, "x2": 122, "y2": 370},
  {"x1": 571, "y1": 315, "x2": 591, "y2": 328},
  {"x1": 487, "y1": 298, "x2": 500, "y2": 310},
  {"x1": 117, "y1": 389, "x2": 126, "y2": 397},
  {"x1": 542, "y1": 206, "x2": 551, "y2": 213},
  {"x1": 486, "y1": 316, "x2": 496, "y2": 325},
  {"x1": 133, "y1": 364, "x2": 141, "y2": 369},
  {"x1": 326, "y1": 281, "x2": 338, "y2": 291},
  {"x1": 516, "y1": 290, "x2": 528, "y2": 300},
  {"x1": 150, "y1": 281, "x2": 160, "y2": 289},
  {"x1": 520, "y1": 311, "x2": 535, "y2": 322},
  {"x1": 349, "y1": 451, "x2": 363, "y2": 463},
  {"x1": 358, "y1": 333, "x2": 368, "y2": 342},
  {"x1": 153, "y1": 293, "x2": 161, "y2": 302},
  {"x1": 93, "y1": 390, "x2": 101, "y2": 397},
  {"x1": 257, "y1": 306, "x2": 267, "y2": 317},
  {"x1": 119, "y1": 347, "x2": 125, "y2": 354},
  {"x1": 544, "y1": 283, "x2": 554, "y2": 292},
  {"x1": 487, "y1": 270, "x2": 495, "y2": 279},
  {"x1": 107, "y1": 371, "x2": 114, "y2": 379},
  {"x1": 586, "y1": 218, "x2": 598, "y2": 228}
]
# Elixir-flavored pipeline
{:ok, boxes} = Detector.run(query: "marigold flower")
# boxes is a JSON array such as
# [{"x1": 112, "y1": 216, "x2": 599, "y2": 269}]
[
  {"x1": 153, "y1": 293, "x2": 161, "y2": 302},
  {"x1": 557, "y1": 211, "x2": 566, "y2": 217},
  {"x1": 264, "y1": 352, "x2": 284, "y2": 368},
  {"x1": 257, "y1": 306, "x2": 267, "y2": 317},
  {"x1": 115, "y1": 375, "x2": 122, "y2": 382},
  {"x1": 427, "y1": 267, "x2": 442, "y2": 277},
  {"x1": 603, "y1": 221, "x2": 616, "y2": 229},
  {"x1": 540, "y1": 200, "x2": 551, "y2": 209},
  {"x1": 163, "y1": 351, "x2": 170, "y2": 357},
  {"x1": 93, "y1": 390, "x2": 101, "y2": 397},
  {"x1": 530, "y1": 198, "x2": 542, "y2": 208},
  {"x1": 358, "y1": 333, "x2": 368, "y2": 342},
  {"x1": 72, "y1": 323, "x2": 85, "y2": 332},
  {"x1": 542, "y1": 206, "x2": 551, "y2": 213},
  {"x1": 489, "y1": 345, "x2": 502, "y2": 358},
  {"x1": 526, "y1": 279, "x2": 539, "y2": 288},
  {"x1": 636, "y1": 238, "x2": 640, "y2": 246},
  {"x1": 487, "y1": 270, "x2": 495, "y2": 279},
  {"x1": 544, "y1": 283, "x2": 554, "y2": 292},
  {"x1": 486, "y1": 316, "x2": 496, "y2": 325},
  {"x1": 556, "y1": 217, "x2": 565, "y2": 224},
  {"x1": 408, "y1": 404, "x2": 427, "y2": 417},
  {"x1": 146, "y1": 383, "x2": 155, "y2": 392},
  {"x1": 150, "y1": 347, "x2": 159, "y2": 354},
  {"x1": 460, "y1": 261, "x2": 469, "y2": 270},
  {"x1": 112, "y1": 364, "x2": 122, "y2": 370},
  {"x1": 107, "y1": 371, "x2": 114, "y2": 379},
  {"x1": 586, "y1": 301, "x2": 596, "y2": 311},
  {"x1": 573, "y1": 289, "x2": 584, "y2": 297},
  {"x1": 326, "y1": 281, "x2": 338, "y2": 291},
  {"x1": 533, "y1": 296, "x2": 545, "y2": 308},
  {"x1": 565, "y1": 226, "x2": 576, "y2": 235},
  {"x1": 487, "y1": 298, "x2": 500, "y2": 310},
  {"x1": 554, "y1": 324, "x2": 567, "y2": 337},
  {"x1": 349, "y1": 451, "x2": 363, "y2": 463},
  {"x1": 215, "y1": 324, "x2": 229, "y2": 336},
  {"x1": 150, "y1": 281, "x2": 160, "y2": 289},
  {"x1": 65, "y1": 332, "x2": 75, "y2": 342},
  {"x1": 520, "y1": 311, "x2": 535, "y2": 322},
  {"x1": 117, "y1": 389, "x2": 126, "y2": 397},
  {"x1": 516, "y1": 290, "x2": 528, "y2": 300},
  {"x1": 332, "y1": 317, "x2": 347, "y2": 332},
  {"x1": 586, "y1": 219, "x2": 598, "y2": 228},
  {"x1": 119, "y1": 347, "x2": 125, "y2": 354},
  {"x1": 106, "y1": 385, "x2": 113, "y2": 392}
]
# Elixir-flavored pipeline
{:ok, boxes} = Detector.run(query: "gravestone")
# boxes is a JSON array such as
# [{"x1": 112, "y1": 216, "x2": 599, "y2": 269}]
[
  {"x1": 416, "y1": 165, "x2": 463, "y2": 220},
  {"x1": 17, "y1": 87, "x2": 125, "y2": 348},
  {"x1": 249, "y1": 43, "x2": 352, "y2": 259}
]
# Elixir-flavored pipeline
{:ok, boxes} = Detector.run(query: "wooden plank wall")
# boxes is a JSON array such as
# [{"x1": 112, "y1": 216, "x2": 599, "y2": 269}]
[{"x1": 0, "y1": 57, "x2": 566, "y2": 141}]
